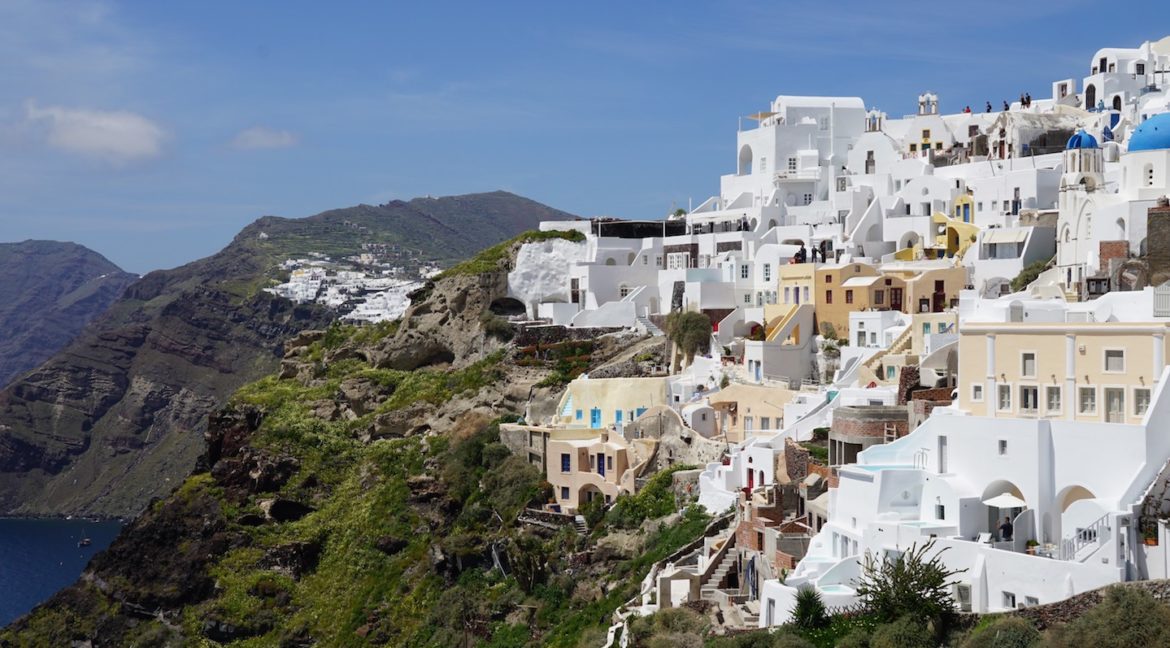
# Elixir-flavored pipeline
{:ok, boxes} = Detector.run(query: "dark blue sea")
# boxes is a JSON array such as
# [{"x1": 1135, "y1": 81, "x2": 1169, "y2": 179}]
[{"x1": 0, "y1": 518, "x2": 122, "y2": 626}]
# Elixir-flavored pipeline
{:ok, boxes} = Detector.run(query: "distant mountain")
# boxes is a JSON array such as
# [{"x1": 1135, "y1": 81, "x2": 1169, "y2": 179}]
[
  {"x1": 0, "y1": 241, "x2": 137, "y2": 389},
  {"x1": 0, "y1": 191, "x2": 577, "y2": 518}
]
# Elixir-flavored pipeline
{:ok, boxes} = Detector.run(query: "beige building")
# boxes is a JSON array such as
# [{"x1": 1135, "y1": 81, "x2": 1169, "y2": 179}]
[
  {"x1": 708, "y1": 383, "x2": 796, "y2": 443},
  {"x1": 958, "y1": 322, "x2": 1166, "y2": 423},
  {"x1": 543, "y1": 428, "x2": 653, "y2": 513}
]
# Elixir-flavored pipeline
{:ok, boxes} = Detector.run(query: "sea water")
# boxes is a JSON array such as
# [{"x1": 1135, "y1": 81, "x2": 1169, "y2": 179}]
[{"x1": 0, "y1": 518, "x2": 121, "y2": 626}]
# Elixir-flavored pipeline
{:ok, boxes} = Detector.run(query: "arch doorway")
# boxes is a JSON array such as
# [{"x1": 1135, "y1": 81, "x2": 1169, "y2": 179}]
[
  {"x1": 1085, "y1": 84, "x2": 1097, "y2": 110},
  {"x1": 1113, "y1": 95, "x2": 1122, "y2": 111},
  {"x1": 738, "y1": 145, "x2": 753, "y2": 175}
]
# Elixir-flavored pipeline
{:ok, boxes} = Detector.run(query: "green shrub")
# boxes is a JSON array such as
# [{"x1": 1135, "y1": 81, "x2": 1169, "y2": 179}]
[
  {"x1": 1011, "y1": 255, "x2": 1053, "y2": 292},
  {"x1": 853, "y1": 540, "x2": 965, "y2": 626},
  {"x1": 792, "y1": 586, "x2": 829, "y2": 631},
  {"x1": 835, "y1": 627, "x2": 872, "y2": 648},
  {"x1": 870, "y1": 616, "x2": 931, "y2": 648},
  {"x1": 961, "y1": 615, "x2": 1040, "y2": 648},
  {"x1": 770, "y1": 631, "x2": 816, "y2": 648},
  {"x1": 1047, "y1": 586, "x2": 1170, "y2": 648}
]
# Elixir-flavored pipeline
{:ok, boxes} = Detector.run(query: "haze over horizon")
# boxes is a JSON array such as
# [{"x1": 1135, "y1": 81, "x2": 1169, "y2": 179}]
[{"x1": 1, "y1": 0, "x2": 1166, "y2": 274}]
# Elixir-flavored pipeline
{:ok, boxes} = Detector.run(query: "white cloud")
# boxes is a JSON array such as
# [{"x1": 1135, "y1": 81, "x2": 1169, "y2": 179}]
[
  {"x1": 230, "y1": 126, "x2": 298, "y2": 150},
  {"x1": 24, "y1": 101, "x2": 165, "y2": 164}
]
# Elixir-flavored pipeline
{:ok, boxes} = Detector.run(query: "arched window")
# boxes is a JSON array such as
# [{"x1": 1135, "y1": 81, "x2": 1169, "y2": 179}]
[
  {"x1": 1084, "y1": 84, "x2": 1097, "y2": 110},
  {"x1": 738, "y1": 144, "x2": 753, "y2": 176},
  {"x1": 1112, "y1": 95, "x2": 1122, "y2": 111}
]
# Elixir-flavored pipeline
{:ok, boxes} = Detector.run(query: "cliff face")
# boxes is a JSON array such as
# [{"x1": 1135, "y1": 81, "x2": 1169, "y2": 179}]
[
  {"x1": 0, "y1": 240, "x2": 138, "y2": 389},
  {"x1": 0, "y1": 192, "x2": 576, "y2": 518}
]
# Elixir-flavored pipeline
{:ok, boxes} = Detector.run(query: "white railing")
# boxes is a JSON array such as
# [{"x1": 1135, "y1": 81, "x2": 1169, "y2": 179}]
[{"x1": 1058, "y1": 512, "x2": 1111, "y2": 561}]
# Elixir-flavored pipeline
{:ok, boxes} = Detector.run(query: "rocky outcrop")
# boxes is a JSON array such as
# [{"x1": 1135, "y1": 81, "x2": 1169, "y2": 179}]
[
  {"x1": 0, "y1": 192, "x2": 576, "y2": 518},
  {"x1": 0, "y1": 240, "x2": 137, "y2": 389}
]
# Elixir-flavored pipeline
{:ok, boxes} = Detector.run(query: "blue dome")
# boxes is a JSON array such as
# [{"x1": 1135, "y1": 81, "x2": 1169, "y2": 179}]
[
  {"x1": 1129, "y1": 113, "x2": 1170, "y2": 152},
  {"x1": 1066, "y1": 129, "x2": 1098, "y2": 150}
]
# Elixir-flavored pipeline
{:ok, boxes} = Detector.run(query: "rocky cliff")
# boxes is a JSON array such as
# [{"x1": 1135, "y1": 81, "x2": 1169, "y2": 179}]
[
  {"x1": 1, "y1": 237, "x2": 713, "y2": 647},
  {"x1": 0, "y1": 240, "x2": 137, "y2": 389},
  {"x1": 0, "y1": 192, "x2": 576, "y2": 518}
]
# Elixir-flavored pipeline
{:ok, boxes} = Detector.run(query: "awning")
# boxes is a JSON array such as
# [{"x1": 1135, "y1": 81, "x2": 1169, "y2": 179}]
[
  {"x1": 747, "y1": 111, "x2": 778, "y2": 120},
  {"x1": 842, "y1": 276, "x2": 881, "y2": 287},
  {"x1": 982, "y1": 229, "x2": 1028, "y2": 245},
  {"x1": 982, "y1": 493, "x2": 1027, "y2": 508}
]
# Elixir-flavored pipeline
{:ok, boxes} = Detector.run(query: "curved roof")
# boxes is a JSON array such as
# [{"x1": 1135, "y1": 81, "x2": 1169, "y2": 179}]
[
  {"x1": 1129, "y1": 113, "x2": 1170, "y2": 152},
  {"x1": 1066, "y1": 129, "x2": 1098, "y2": 150}
]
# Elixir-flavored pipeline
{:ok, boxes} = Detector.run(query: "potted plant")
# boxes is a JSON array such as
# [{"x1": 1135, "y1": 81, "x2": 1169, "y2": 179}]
[
  {"x1": 1145, "y1": 524, "x2": 1159, "y2": 546},
  {"x1": 1025, "y1": 539, "x2": 1039, "y2": 555}
]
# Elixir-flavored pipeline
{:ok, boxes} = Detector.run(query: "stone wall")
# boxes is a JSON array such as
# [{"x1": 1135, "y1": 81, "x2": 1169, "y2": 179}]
[
  {"x1": 513, "y1": 324, "x2": 621, "y2": 347},
  {"x1": 831, "y1": 406, "x2": 909, "y2": 441},
  {"x1": 1148, "y1": 201, "x2": 1170, "y2": 285},
  {"x1": 1006, "y1": 580, "x2": 1170, "y2": 630},
  {"x1": 1098, "y1": 240, "x2": 1129, "y2": 274},
  {"x1": 716, "y1": 241, "x2": 743, "y2": 253}
]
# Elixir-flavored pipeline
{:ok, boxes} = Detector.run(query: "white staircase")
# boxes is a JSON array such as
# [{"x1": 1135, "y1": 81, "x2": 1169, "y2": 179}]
[
  {"x1": 573, "y1": 515, "x2": 588, "y2": 535},
  {"x1": 700, "y1": 549, "x2": 738, "y2": 599},
  {"x1": 637, "y1": 315, "x2": 664, "y2": 337}
]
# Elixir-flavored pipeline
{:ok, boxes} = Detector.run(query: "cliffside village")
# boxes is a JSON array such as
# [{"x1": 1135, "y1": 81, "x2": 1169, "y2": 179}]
[{"x1": 483, "y1": 36, "x2": 1170, "y2": 634}]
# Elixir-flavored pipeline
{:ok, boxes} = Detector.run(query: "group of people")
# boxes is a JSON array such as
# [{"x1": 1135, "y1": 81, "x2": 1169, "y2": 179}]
[
  {"x1": 963, "y1": 93, "x2": 1031, "y2": 114},
  {"x1": 791, "y1": 241, "x2": 831, "y2": 264}
]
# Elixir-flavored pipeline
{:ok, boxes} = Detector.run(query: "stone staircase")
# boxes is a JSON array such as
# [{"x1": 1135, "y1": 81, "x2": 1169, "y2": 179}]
[
  {"x1": 637, "y1": 315, "x2": 664, "y2": 337},
  {"x1": 700, "y1": 547, "x2": 738, "y2": 600},
  {"x1": 573, "y1": 515, "x2": 588, "y2": 535}
]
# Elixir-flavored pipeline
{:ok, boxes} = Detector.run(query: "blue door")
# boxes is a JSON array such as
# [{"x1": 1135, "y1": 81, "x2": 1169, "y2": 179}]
[
  {"x1": 590, "y1": 408, "x2": 601, "y2": 428},
  {"x1": 597, "y1": 453, "x2": 606, "y2": 477},
  {"x1": 635, "y1": 407, "x2": 647, "y2": 418},
  {"x1": 615, "y1": 410, "x2": 623, "y2": 427}
]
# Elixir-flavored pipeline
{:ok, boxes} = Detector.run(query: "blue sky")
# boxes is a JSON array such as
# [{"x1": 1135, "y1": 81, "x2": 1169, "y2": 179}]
[{"x1": 1, "y1": 0, "x2": 1167, "y2": 273}]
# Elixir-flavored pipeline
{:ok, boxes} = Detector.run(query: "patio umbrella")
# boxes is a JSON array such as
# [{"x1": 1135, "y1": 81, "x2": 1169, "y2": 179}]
[{"x1": 982, "y1": 493, "x2": 1027, "y2": 508}]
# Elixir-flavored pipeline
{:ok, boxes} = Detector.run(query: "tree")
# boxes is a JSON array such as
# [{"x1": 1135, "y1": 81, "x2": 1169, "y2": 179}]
[
  {"x1": 852, "y1": 540, "x2": 966, "y2": 627},
  {"x1": 664, "y1": 311, "x2": 712, "y2": 371},
  {"x1": 792, "y1": 585, "x2": 829, "y2": 631}
]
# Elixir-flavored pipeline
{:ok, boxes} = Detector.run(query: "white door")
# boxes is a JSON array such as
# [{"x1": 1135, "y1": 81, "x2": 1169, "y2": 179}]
[{"x1": 1105, "y1": 388, "x2": 1125, "y2": 423}]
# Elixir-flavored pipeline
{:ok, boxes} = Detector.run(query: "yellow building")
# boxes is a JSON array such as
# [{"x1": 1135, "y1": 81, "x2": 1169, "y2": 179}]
[{"x1": 957, "y1": 322, "x2": 1167, "y2": 423}]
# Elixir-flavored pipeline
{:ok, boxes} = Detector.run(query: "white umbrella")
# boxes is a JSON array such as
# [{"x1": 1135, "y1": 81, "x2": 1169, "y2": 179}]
[{"x1": 982, "y1": 493, "x2": 1027, "y2": 509}]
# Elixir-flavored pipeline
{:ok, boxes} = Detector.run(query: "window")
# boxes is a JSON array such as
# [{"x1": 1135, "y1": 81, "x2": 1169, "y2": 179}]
[
  {"x1": 744, "y1": 416, "x2": 754, "y2": 432},
  {"x1": 937, "y1": 322, "x2": 947, "y2": 333},
  {"x1": 760, "y1": 417, "x2": 771, "y2": 430},
  {"x1": 1003, "y1": 592, "x2": 1017, "y2": 609},
  {"x1": 922, "y1": 322, "x2": 931, "y2": 335},
  {"x1": 787, "y1": 157, "x2": 797, "y2": 172},
  {"x1": 561, "y1": 453, "x2": 571, "y2": 472},
  {"x1": 886, "y1": 366, "x2": 896, "y2": 380},
  {"x1": 825, "y1": 290, "x2": 833, "y2": 304},
  {"x1": 922, "y1": 128, "x2": 931, "y2": 139},
  {"x1": 870, "y1": 332, "x2": 877, "y2": 345},
  {"x1": 1021, "y1": 353, "x2": 1036, "y2": 377},
  {"x1": 744, "y1": 293, "x2": 752, "y2": 304},
  {"x1": 972, "y1": 384, "x2": 984, "y2": 401},
  {"x1": 619, "y1": 285, "x2": 631, "y2": 298},
  {"x1": 1020, "y1": 386, "x2": 1038, "y2": 413},
  {"x1": 1046, "y1": 386, "x2": 1062, "y2": 413},
  {"x1": 845, "y1": 289, "x2": 854, "y2": 304},
  {"x1": 740, "y1": 264, "x2": 749, "y2": 279},
  {"x1": 999, "y1": 439, "x2": 1008, "y2": 455},
  {"x1": 875, "y1": 290, "x2": 884, "y2": 304},
  {"x1": 1025, "y1": 596, "x2": 1040, "y2": 608},
  {"x1": 1105, "y1": 349, "x2": 1124, "y2": 373},
  {"x1": 1079, "y1": 387, "x2": 1097, "y2": 415},
  {"x1": 642, "y1": 255, "x2": 647, "y2": 265},
  {"x1": 784, "y1": 287, "x2": 791, "y2": 303},
  {"x1": 760, "y1": 157, "x2": 767, "y2": 173},
  {"x1": 803, "y1": 287, "x2": 809, "y2": 302},
  {"x1": 998, "y1": 384, "x2": 1012, "y2": 411},
  {"x1": 575, "y1": 409, "x2": 583, "y2": 421},
  {"x1": 1138, "y1": 63, "x2": 1146, "y2": 75},
  {"x1": 1136, "y1": 388, "x2": 1152, "y2": 416},
  {"x1": 825, "y1": 274, "x2": 833, "y2": 283},
  {"x1": 935, "y1": 504, "x2": 946, "y2": 520},
  {"x1": 763, "y1": 264, "x2": 772, "y2": 282},
  {"x1": 607, "y1": 455, "x2": 613, "y2": 470},
  {"x1": 560, "y1": 486, "x2": 569, "y2": 500},
  {"x1": 936, "y1": 142, "x2": 943, "y2": 150},
  {"x1": 910, "y1": 143, "x2": 918, "y2": 152},
  {"x1": 803, "y1": 193, "x2": 813, "y2": 205}
]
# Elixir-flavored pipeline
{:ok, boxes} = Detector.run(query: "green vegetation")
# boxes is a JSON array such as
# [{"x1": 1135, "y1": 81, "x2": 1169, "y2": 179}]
[
  {"x1": 439, "y1": 229, "x2": 585, "y2": 278},
  {"x1": 516, "y1": 340, "x2": 595, "y2": 388},
  {"x1": 792, "y1": 586, "x2": 829, "y2": 631},
  {"x1": 960, "y1": 615, "x2": 1040, "y2": 648},
  {"x1": 799, "y1": 442, "x2": 829, "y2": 464},
  {"x1": 854, "y1": 541, "x2": 965, "y2": 628},
  {"x1": 1044, "y1": 585, "x2": 1170, "y2": 647},
  {"x1": 1011, "y1": 255, "x2": 1054, "y2": 292},
  {"x1": 665, "y1": 310, "x2": 713, "y2": 369},
  {"x1": 604, "y1": 464, "x2": 697, "y2": 530}
]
